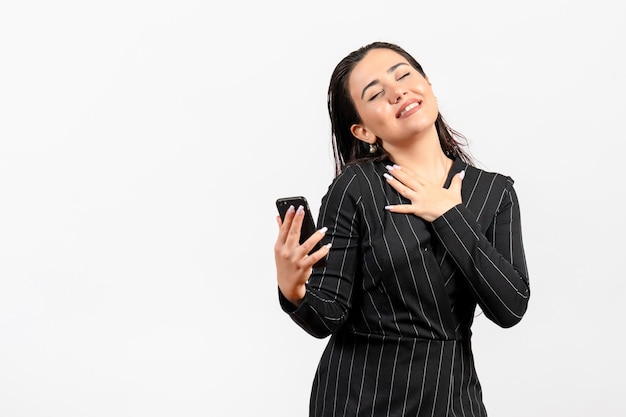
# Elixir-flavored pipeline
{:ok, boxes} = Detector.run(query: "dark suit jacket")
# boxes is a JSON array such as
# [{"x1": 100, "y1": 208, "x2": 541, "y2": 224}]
[{"x1": 280, "y1": 157, "x2": 530, "y2": 417}]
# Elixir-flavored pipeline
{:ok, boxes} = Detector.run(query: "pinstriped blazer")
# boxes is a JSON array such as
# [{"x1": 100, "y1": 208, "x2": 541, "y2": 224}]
[{"x1": 280, "y1": 157, "x2": 530, "y2": 417}]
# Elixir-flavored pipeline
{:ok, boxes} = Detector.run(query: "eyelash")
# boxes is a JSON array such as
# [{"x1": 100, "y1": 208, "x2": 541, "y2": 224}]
[
  {"x1": 368, "y1": 72, "x2": 411, "y2": 101},
  {"x1": 369, "y1": 92, "x2": 383, "y2": 101}
]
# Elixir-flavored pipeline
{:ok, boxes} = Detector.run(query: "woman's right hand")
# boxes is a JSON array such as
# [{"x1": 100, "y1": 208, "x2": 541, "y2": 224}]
[{"x1": 274, "y1": 205, "x2": 331, "y2": 306}]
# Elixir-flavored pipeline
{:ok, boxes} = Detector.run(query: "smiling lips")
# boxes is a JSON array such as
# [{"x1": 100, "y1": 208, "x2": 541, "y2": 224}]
[{"x1": 397, "y1": 100, "x2": 422, "y2": 118}]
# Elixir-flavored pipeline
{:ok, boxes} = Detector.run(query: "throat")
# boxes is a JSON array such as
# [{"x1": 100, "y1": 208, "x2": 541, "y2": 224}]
[
  {"x1": 402, "y1": 156, "x2": 453, "y2": 186},
  {"x1": 434, "y1": 157, "x2": 453, "y2": 186}
]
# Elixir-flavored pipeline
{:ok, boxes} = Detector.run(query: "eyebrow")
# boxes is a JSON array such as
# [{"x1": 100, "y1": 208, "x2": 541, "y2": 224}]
[{"x1": 360, "y1": 62, "x2": 409, "y2": 99}]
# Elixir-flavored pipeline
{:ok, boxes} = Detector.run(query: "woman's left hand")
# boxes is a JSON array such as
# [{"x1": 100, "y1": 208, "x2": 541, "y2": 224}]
[{"x1": 383, "y1": 164, "x2": 464, "y2": 222}]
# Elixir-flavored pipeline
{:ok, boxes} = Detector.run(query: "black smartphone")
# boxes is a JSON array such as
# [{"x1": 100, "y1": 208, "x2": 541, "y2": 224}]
[{"x1": 276, "y1": 196, "x2": 326, "y2": 267}]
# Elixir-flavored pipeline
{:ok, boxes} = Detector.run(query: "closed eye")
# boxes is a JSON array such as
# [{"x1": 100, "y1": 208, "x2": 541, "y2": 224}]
[
  {"x1": 397, "y1": 72, "x2": 410, "y2": 80},
  {"x1": 368, "y1": 90, "x2": 384, "y2": 101}
]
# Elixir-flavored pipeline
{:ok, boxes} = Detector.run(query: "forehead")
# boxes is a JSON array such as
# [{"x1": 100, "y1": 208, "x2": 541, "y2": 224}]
[{"x1": 349, "y1": 48, "x2": 409, "y2": 89}]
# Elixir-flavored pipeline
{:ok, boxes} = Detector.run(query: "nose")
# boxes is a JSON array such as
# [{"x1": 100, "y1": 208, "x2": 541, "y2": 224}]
[{"x1": 391, "y1": 88, "x2": 407, "y2": 104}]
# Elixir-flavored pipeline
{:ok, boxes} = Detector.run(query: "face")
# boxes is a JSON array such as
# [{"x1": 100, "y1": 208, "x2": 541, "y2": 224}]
[{"x1": 348, "y1": 48, "x2": 439, "y2": 149}]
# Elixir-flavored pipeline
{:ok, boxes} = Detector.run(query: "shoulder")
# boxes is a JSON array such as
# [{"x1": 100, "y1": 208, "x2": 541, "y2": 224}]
[
  {"x1": 341, "y1": 160, "x2": 384, "y2": 177},
  {"x1": 320, "y1": 160, "x2": 385, "y2": 212},
  {"x1": 455, "y1": 160, "x2": 519, "y2": 217},
  {"x1": 459, "y1": 160, "x2": 515, "y2": 192},
  {"x1": 330, "y1": 160, "x2": 385, "y2": 190}
]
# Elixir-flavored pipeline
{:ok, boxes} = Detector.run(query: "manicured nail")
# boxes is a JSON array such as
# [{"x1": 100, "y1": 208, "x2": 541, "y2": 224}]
[
  {"x1": 385, "y1": 164, "x2": 394, "y2": 171},
  {"x1": 393, "y1": 164, "x2": 401, "y2": 169},
  {"x1": 318, "y1": 226, "x2": 328, "y2": 234},
  {"x1": 383, "y1": 173, "x2": 393, "y2": 180},
  {"x1": 324, "y1": 243, "x2": 332, "y2": 249},
  {"x1": 384, "y1": 205, "x2": 392, "y2": 210},
  {"x1": 460, "y1": 170, "x2": 465, "y2": 180},
  {"x1": 287, "y1": 205, "x2": 295, "y2": 213},
  {"x1": 296, "y1": 205, "x2": 304, "y2": 214}
]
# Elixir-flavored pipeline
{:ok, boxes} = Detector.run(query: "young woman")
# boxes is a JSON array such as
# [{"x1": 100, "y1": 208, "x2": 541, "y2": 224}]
[{"x1": 274, "y1": 41, "x2": 530, "y2": 417}]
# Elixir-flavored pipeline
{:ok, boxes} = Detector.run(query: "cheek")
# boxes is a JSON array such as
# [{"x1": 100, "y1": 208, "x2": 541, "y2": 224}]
[
  {"x1": 373, "y1": 106, "x2": 387, "y2": 117},
  {"x1": 356, "y1": 103, "x2": 385, "y2": 126},
  {"x1": 418, "y1": 88, "x2": 438, "y2": 114},
  {"x1": 365, "y1": 108, "x2": 391, "y2": 132},
  {"x1": 368, "y1": 102, "x2": 391, "y2": 122}
]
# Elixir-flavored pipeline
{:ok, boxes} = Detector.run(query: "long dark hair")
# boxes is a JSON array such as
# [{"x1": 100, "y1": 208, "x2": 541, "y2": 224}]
[{"x1": 327, "y1": 41, "x2": 473, "y2": 175}]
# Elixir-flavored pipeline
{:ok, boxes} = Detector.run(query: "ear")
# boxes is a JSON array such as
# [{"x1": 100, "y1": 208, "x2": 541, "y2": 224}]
[{"x1": 350, "y1": 124, "x2": 375, "y2": 145}]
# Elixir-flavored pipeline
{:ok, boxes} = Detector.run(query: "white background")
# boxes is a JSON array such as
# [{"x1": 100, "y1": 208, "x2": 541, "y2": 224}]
[{"x1": 1, "y1": 1, "x2": 624, "y2": 416}]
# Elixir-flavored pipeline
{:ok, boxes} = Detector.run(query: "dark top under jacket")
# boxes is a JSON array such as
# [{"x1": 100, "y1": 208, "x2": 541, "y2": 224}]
[{"x1": 279, "y1": 157, "x2": 530, "y2": 417}]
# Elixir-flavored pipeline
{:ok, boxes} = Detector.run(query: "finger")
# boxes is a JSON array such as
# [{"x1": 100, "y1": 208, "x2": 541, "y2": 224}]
[
  {"x1": 448, "y1": 170, "x2": 465, "y2": 193},
  {"x1": 277, "y1": 227, "x2": 330, "y2": 271},
  {"x1": 285, "y1": 204, "x2": 305, "y2": 246},
  {"x1": 385, "y1": 164, "x2": 425, "y2": 187},
  {"x1": 299, "y1": 226, "x2": 328, "y2": 255},
  {"x1": 276, "y1": 205, "x2": 296, "y2": 244},
  {"x1": 302, "y1": 241, "x2": 332, "y2": 268},
  {"x1": 384, "y1": 172, "x2": 414, "y2": 197},
  {"x1": 384, "y1": 204, "x2": 414, "y2": 214}
]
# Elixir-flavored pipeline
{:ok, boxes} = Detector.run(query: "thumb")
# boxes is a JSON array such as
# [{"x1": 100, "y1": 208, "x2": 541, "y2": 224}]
[{"x1": 448, "y1": 170, "x2": 465, "y2": 193}]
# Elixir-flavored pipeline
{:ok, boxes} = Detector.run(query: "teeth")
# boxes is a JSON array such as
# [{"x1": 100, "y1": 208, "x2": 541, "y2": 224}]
[{"x1": 400, "y1": 102, "x2": 419, "y2": 116}]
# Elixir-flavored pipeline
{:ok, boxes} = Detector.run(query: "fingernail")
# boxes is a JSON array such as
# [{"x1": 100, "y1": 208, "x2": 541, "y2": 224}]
[
  {"x1": 393, "y1": 164, "x2": 401, "y2": 169},
  {"x1": 385, "y1": 165, "x2": 394, "y2": 171},
  {"x1": 383, "y1": 173, "x2": 393, "y2": 180},
  {"x1": 318, "y1": 226, "x2": 328, "y2": 234},
  {"x1": 296, "y1": 205, "x2": 304, "y2": 214},
  {"x1": 324, "y1": 243, "x2": 332, "y2": 249},
  {"x1": 287, "y1": 205, "x2": 295, "y2": 213},
  {"x1": 384, "y1": 205, "x2": 392, "y2": 210},
  {"x1": 460, "y1": 170, "x2": 465, "y2": 180}
]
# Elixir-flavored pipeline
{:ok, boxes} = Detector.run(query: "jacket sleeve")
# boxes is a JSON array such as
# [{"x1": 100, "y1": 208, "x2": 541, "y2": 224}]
[
  {"x1": 278, "y1": 168, "x2": 361, "y2": 338},
  {"x1": 431, "y1": 179, "x2": 530, "y2": 328}
]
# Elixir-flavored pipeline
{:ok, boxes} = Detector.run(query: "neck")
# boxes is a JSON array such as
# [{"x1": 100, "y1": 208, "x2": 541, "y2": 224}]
[{"x1": 385, "y1": 127, "x2": 452, "y2": 184}]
